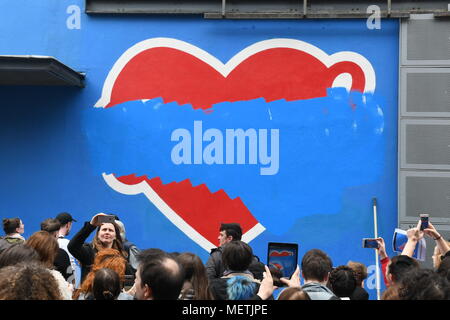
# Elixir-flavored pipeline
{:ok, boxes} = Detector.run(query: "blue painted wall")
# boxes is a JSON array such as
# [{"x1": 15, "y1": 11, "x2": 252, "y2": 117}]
[{"x1": 0, "y1": 0, "x2": 398, "y2": 299}]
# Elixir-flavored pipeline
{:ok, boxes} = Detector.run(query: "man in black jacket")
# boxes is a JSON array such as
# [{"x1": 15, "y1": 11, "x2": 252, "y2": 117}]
[{"x1": 206, "y1": 223, "x2": 264, "y2": 281}]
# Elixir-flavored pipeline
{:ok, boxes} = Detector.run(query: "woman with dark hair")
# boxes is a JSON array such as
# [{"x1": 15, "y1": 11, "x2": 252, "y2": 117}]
[
  {"x1": 0, "y1": 218, "x2": 25, "y2": 253},
  {"x1": 68, "y1": 213, "x2": 132, "y2": 283},
  {"x1": 398, "y1": 268, "x2": 450, "y2": 300},
  {"x1": 176, "y1": 252, "x2": 213, "y2": 300},
  {"x1": 26, "y1": 231, "x2": 73, "y2": 299},
  {"x1": 92, "y1": 268, "x2": 122, "y2": 300},
  {"x1": 0, "y1": 244, "x2": 40, "y2": 268},
  {"x1": 73, "y1": 248, "x2": 132, "y2": 300}
]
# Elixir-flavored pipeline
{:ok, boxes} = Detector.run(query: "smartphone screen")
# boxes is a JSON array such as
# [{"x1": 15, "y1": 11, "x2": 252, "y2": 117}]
[
  {"x1": 362, "y1": 238, "x2": 379, "y2": 249},
  {"x1": 267, "y1": 242, "x2": 298, "y2": 279},
  {"x1": 97, "y1": 215, "x2": 116, "y2": 224},
  {"x1": 420, "y1": 214, "x2": 429, "y2": 230}
]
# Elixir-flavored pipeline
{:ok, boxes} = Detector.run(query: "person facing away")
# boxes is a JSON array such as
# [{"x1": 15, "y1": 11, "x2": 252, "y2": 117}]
[
  {"x1": 397, "y1": 268, "x2": 450, "y2": 300},
  {"x1": 0, "y1": 262, "x2": 63, "y2": 300},
  {"x1": 0, "y1": 244, "x2": 40, "y2": 268},
  {"x1": 68, "y1": 213, "x2": 133, "y2": 283},
  {"x1": 373, "y1": 235, "x2": 420, "y2": 288},
  {"x1": 55, "y1": 212, "x2": 78, "y2": 283},
  {"x1": 0, "y1": 218, "x2": 25, "y2": 254},
  {"x1": 92, "y1": 268, "x2": 122, "y2": 300},
  {"x1": 205, "y1": 223, "x2": 264, "y2": 281},
  {"x1": 209, "y1": 240, "x2": 264, "y2": 300},
  {"x1": 40, "y1": 218, "x2": 74, "y2": 283},
  {"x1": 133, "y1": 248, "x2": 185, "y2": 300},
  {"x1": 328, "y1": 265, "x2": 357, "y2": 300},
  {"x1": 300, "y1": 249, "x2": 339, "y2": 300},
  {"x1": 73, "y1": 248, "x2": 133, "y2": 300},
  {"x1": 385, "y1": 255, "x2": 420, "y2": 286},
  {"x1": 277, "y1": 287, "x2": 311, "y2": 300},
  {"x1": 176, "y1": 252, "x2": 213, "y2": 300},
  {"x1": 25, "y1": 231, "x2": 74, "y2": 300},
  {"x1": 347, "y1": 261, "x2": 369, "y2": 300}
]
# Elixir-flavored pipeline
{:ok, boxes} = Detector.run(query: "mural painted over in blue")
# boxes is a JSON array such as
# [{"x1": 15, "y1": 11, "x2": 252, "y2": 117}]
[{"x1": 0, "y1": 1, "x2": 399, "y2": 298}]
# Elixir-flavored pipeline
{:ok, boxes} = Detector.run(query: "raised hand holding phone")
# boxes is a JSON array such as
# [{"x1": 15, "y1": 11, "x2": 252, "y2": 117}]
[
  {"x1": 375, "y1": 237, "x2": 388, "y2": 260},
  {"x1": 362, "y1": 238, "x2": 380, "y2": 249},
  {"x1": 420, "y1": 214, "x2": 429, "y2": 230},
  {"x1": 90, "y1": 213, "x2": 115, "y2": 226}
]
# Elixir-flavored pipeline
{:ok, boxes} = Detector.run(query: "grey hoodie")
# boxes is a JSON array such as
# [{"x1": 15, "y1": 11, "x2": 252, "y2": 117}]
[{"x1": 302, "y1": 282, "x2": 340, "y2": 300}]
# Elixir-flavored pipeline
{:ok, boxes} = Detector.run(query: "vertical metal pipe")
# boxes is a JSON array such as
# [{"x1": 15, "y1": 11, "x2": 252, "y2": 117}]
[
  {"x1": 222, "y1": 0, "x2": 226, "y2": 17},
  {"x1": 373, "y1": 198, "x2": 381, "y2": 301}
]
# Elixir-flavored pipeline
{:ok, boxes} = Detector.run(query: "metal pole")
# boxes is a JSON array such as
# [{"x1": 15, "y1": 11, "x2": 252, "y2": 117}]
[
  {"x1": 222, "y1": 0, "x2": 226, "y2": 17},
  {"x1": 373, "y1": 197, "x2": 381, "y2": 300}
]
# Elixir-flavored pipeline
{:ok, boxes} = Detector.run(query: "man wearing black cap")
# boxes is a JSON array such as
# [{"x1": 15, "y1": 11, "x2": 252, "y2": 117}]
[{"x1": 55, "y1": 212, "x2": 78, "y2": 285}]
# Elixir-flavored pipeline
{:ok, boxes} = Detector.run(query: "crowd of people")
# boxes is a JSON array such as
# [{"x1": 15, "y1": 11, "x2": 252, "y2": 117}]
[{"x1": 0, "y1": 213, "x2": 449, "y2": 300}]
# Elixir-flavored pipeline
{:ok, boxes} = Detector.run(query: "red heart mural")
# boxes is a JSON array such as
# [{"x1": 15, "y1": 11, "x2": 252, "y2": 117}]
[{"x1": 96, "y1": 38, "x2": 376, "y2": 251}]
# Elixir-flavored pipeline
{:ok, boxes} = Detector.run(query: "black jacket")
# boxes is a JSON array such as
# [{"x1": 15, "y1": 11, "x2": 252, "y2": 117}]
[
  {"x1": 350, "y1": 286, "x2": 369, "y2": 300},
  {"x1": 54, "y1": 248, "x2": 74, "y2": 283},
  {"x1": 68, "y1": 222, "x2": 134, "y2": 283}
]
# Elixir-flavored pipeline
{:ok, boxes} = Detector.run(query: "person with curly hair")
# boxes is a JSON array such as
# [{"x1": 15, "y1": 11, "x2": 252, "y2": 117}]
[
  {"x1": 328, "y1": 265, "x2": 357, "y2": 299},
  {"x1": 397, "y1": 268, "x2": 450, "y2": 300},
  {"x1": 73, "y1": 248, "x2": 133, "y2": 300},
  {"x1": 0, "y1": 262, "x2": 63, "y2": 300}
]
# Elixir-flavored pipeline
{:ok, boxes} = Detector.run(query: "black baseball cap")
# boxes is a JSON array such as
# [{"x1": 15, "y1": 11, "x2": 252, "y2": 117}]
[{"x1": 55, "y1": 212, "x2": 77, "y2": 225}]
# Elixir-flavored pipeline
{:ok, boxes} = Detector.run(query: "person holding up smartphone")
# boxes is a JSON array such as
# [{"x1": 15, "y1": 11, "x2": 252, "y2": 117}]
[
  {"x1": 421, "y1": 220, "x2": 450, "y2": 268},
  {"x1": 402, "y1": 217, "x2": 450, "y2": 259},
  {"x1": 68, "y1": 213, "x2": 132, "y2": 284}
]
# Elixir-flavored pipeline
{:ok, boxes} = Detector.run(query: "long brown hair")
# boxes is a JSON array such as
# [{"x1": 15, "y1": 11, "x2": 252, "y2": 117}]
[
  {"x1": 25, "y1": 231, "x2": 58, "y2": 268},
  {"x1": 176, "y1": 252, "x2": 213, "y2": 300},
  {"x1": 91, "y1": 222, "x2": 128, "y2": 258},
  {"x1": 73, "y1": 248, "x2": 126, "y2": 300}
]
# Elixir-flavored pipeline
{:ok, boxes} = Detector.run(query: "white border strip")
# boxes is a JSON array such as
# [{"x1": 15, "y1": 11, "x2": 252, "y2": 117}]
[
  {"x1": 95, "y1": 37, "x2": 376, "y2": 108},
  {"x1": 102, "y1": 173, "x2": 265, "y2": 251}
]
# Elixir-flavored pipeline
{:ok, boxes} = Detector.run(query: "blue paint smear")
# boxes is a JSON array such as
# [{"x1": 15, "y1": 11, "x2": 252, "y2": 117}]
[{"x1": 83, "y1": 88, "x2": 384, "y2": 235}]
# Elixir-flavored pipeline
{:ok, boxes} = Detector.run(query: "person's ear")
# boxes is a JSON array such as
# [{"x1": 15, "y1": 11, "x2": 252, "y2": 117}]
[
  {"x1": 227, "y1": 235, "x2": 233, "y2": 243},
  {"x1": 387, "y1": 273, "x2": 393, "y2": 284},
  {"x1": 144, "y1": 284, "x2": 153, "y2": 300}
]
